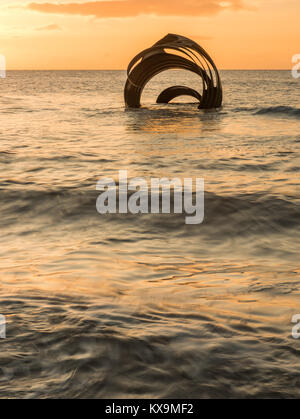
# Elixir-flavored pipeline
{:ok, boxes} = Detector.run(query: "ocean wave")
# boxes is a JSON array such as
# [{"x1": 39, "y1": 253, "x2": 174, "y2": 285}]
[
  {"x1": 233, "y1": 106, "x2": 300, "y2": 118},
  {"x1": 255, "y1": 106, "x2": 300, "y2": 118},
  {"x1": 0, "y1": 187, "x2": 299, "y2": 237}
]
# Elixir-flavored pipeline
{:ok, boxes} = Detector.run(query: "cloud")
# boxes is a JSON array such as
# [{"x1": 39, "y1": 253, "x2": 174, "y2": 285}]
[
  {"x1": 36, "y1": 23, "x2": 62, "y2": 31},
  {"x1": 26, "y1": 0, "x2": 248, "y2": 18}
]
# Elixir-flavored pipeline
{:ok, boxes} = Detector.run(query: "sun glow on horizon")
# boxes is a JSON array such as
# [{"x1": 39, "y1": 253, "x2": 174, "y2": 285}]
[{"x1": 0, "y1": 0, "x2": 299, "y2": 70}]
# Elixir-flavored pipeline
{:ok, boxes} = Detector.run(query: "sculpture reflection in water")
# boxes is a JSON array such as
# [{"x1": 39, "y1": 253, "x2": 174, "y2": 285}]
[{"x1": 124, "y1": 33, "x2": 223, "y2": 110}]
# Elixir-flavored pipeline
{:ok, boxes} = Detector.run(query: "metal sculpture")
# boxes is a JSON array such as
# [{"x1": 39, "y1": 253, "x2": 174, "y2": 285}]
[{"x1": 124, "y1": 33, "x2": 222, "y2": 109}]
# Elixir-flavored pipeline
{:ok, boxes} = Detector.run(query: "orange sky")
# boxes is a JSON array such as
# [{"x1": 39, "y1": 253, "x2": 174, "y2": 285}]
[{"x1": 1, "y1": 0, "x2": 299, "y2": 69}]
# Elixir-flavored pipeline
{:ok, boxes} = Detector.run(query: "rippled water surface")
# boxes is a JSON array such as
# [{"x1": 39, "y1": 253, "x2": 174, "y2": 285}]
[{"x1": 0, "y1": 70, "x2": 300, "y2": 398}]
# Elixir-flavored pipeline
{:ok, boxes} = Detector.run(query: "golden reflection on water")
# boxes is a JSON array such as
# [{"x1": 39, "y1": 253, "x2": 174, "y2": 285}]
[
  {"x1": 3, "y1": 241, "x2": 299, "y2": 325},
  {"x1": 125, "y1": 106, "x2": 223, "y2": 135}
]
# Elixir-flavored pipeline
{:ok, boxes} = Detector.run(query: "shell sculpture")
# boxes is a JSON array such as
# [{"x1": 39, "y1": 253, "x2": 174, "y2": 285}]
[{"x1": 124, "y1": 33, "x2": 222, "y2": 109}]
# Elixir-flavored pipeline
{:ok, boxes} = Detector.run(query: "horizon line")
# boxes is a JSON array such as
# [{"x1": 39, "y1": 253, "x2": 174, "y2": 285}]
[{"x1": 5, "y1": 68, "x2": 292, "y2": 71}]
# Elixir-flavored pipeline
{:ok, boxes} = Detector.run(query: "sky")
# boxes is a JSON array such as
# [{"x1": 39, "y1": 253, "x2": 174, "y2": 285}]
[{"x1": 0, "y1": 0, "x2": 299, "y2": 70}]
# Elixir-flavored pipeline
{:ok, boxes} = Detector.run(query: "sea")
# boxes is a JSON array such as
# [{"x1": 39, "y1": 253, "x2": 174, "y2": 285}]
[{"x1": 0, "y1": 70, "x2": 299, "y2": 398}]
